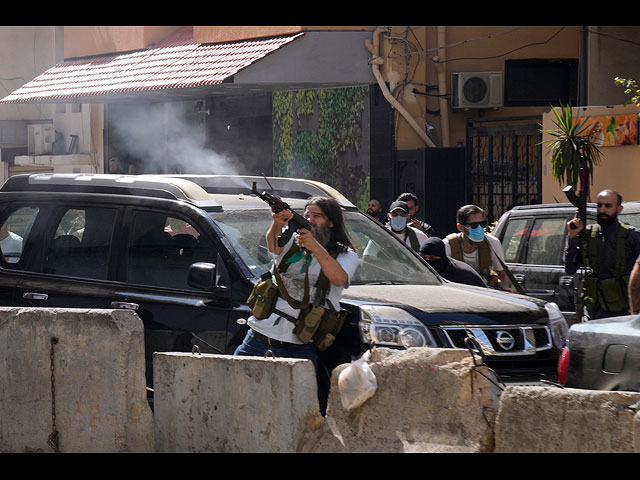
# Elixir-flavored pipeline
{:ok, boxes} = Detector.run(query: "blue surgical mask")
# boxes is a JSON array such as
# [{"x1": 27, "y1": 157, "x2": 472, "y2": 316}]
[
  {"x1": 467, "y1": 225, "x2": 485, "y2": 242},
  {"x1": 389, "y1": 215, "x2": 407, "y2": 232}
]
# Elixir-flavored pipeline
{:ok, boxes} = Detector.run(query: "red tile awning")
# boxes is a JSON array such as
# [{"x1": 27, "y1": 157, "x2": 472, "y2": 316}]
[{"x1": 0, "y1": 27, "x2": 304, "y2": 104}]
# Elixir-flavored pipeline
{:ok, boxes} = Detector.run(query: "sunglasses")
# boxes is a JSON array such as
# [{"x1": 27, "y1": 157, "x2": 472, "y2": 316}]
[{"x1": 464, "y1": 221, "x2": 487, "y2": 229}]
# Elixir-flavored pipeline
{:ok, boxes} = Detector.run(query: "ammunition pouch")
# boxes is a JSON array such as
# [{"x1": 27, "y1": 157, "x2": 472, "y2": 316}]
[
  {"x1": 598, "y1": 275, "x2": 629, "y2": 312},
  {"x1": 294, "y1": 305, "x2": 325, "y2": 344},
  {"x1": 293, "y1": 303, "x2": 348, "y2": 351},
  {"x1": 313, "y1": 307, "x2": 348, "y2": 351},
  {"x1": 584, "y1": 274, "x2": 629, "y2": 312},
  {"x1": 250, "y1": 241, "x2": 347, "y2": 349},
  {"x1": 581, "y1": 223, "x2": 632, "y2": 313},
  {"x1": 247, "y1": 277, "x2": 279, "y2": 320}
]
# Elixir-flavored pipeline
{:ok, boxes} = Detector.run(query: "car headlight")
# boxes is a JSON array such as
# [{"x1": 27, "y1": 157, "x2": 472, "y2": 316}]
[
  {"x1": 545, "y1": 302, "x2": 569, "y2": 349},
  {"x1": 359, "y1": 305, "x2": 437, "y2": 348}
]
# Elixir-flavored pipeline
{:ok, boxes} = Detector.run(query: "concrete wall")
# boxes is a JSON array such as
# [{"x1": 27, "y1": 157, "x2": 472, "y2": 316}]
[
  {"x1": 154, "y1": 347, "x2": 502, "y2": 453},
  {"x1": 153, "y1": 352, "x2": 324, "y2": 453},
  {"x1": 1, "y1": 306, "x2": 639, "y2": 453},
  {"x1": 495, "y1": 386, "x2": 640, "y2": 453},
  {"x1": 0, "y1": 307, "x2": 153, "y2": 453}
]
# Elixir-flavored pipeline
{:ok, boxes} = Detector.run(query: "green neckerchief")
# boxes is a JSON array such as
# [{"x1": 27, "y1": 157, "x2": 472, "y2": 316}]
[{"x1": 284, "y1": 249, "x2": 313, "y2": 273}]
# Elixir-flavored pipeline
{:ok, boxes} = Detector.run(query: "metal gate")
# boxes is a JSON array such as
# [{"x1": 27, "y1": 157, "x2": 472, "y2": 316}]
[{"x1": 466, "y1": 116, "x2": 542, "y2": 224}]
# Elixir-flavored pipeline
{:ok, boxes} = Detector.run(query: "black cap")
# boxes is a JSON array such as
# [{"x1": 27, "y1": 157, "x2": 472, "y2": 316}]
[{"x1": 388, "y1": 200, "x2": 409, "y2": 214}]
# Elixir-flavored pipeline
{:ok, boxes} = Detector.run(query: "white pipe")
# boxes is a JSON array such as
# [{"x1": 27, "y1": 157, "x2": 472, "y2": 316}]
[
  {"x1": 434, "y1": 26, "x2": 451, "y2": 147},
  {"x1": 366, "y1": 27, "x2": 436, "y2": 148}
]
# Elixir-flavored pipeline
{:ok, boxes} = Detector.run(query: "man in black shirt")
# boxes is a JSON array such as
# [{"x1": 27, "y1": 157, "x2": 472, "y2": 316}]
[
  {"x1": 565, "y1": 189, "x2": 640, "y2": 319},
  {"x1": 420, "y1": 237, "x2": 486, "y2": 288}
]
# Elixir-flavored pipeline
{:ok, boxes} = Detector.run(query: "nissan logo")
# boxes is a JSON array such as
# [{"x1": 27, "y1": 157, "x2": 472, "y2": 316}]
[{"x1": 496, "y1": 330, "x2": 515, "y2": 351}]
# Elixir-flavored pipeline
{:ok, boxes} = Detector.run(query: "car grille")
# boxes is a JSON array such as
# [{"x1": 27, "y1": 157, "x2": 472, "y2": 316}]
[{"x1": 441, "y1": 325, "x2": 552, "y2": 356}]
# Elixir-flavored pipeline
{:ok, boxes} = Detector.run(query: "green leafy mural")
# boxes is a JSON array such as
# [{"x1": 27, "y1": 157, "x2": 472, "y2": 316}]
[{"x1": 273, "y1": 86, "x2": 368, "y2": 209}]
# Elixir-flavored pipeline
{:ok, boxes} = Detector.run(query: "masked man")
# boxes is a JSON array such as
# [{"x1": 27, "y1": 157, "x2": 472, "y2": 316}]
[
  {"x1": 235, "y1": 196, "x2": 358, "y2": 368},
  {"x1": 385, "y1": 200, "x2": 429, "y2": 253},
  {"x1": 444, "y1": 204, "x2": 512, "y2": 291},
  {"x1": 566, "y1": 189, "x2": 640, "y2": 319},
  {"x1": 420, "y1": 237, "x2": 486, "y2": 288}
]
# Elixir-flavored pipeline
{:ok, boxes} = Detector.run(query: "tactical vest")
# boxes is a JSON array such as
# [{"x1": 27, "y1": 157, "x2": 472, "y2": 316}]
[
  {"x1": 445, "y1": 232, "x2": 494, "y2": 281},
  {"x1": 405, "y1": 227, "x2": 420, "y2": 252},
  {"x1": 581, "y1": 223, "x2": 631, "y2": 312},
  {"x1": 246, "y1": 242, "x2": 347, "y2": 350},
  {"x1": 386, "y1": 224, "x2": 421, "y2": 252}
]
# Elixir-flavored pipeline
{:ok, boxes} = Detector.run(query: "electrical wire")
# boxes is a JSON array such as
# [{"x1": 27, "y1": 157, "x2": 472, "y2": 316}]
[
  {"x1": 585, "y1": 27, "x2": 640, "y2": 47},
  {"x1": 431, "y1": 26, "x2": 567, "y2": 64}
]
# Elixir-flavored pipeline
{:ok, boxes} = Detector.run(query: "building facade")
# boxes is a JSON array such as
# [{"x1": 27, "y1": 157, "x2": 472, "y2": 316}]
[{"x1": 1, "y1": 26, "x2": 639, "y2": 233}]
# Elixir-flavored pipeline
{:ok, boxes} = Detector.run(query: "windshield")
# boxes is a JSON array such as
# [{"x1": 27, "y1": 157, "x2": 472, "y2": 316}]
[
  {"x1": 620, "y1": 211, "x2": 640, "y2": 229},
  {"x1": 210, "y1": 208, "x2": 440, "y2": 285}
]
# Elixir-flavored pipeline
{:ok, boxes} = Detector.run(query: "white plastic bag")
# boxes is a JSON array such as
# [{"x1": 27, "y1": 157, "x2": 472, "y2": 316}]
[{"x1": 338, "y1": 349, "x2": 377, "y2": 410}]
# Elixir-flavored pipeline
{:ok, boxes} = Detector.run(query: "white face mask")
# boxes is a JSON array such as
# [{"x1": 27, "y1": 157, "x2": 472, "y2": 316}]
[{"x1": 389, "y1": 215, "x2": 407, "y2": 232}]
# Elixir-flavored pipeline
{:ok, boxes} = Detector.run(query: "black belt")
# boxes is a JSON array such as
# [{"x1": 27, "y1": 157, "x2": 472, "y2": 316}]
[{"x1": 251, "y1": 329, "x2": 297, "y2": 347}]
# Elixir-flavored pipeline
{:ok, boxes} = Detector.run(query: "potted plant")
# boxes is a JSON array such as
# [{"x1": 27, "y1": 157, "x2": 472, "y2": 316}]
[
  {"x1": 541, "y1": 102, "x2": 603, "y2": 322},
  {"x1": 542, "y1": 102, "x2": 602, "y2": 191}
]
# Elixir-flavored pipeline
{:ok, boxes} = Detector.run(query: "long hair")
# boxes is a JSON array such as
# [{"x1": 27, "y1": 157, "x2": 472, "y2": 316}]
[{"x1": 305, "y1": 196, "x2": 355, "y2": 252}]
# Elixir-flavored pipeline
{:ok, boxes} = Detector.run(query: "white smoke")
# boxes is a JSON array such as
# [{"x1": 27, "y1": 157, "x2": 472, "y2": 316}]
[{"x1": 109, "y1": 101, "x2": 241, "y2": 175}]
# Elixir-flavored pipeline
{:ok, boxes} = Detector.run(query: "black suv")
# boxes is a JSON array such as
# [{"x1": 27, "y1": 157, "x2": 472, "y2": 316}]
[
  {"x1": 0, "y1": 173, "x2": 567, "y2": 391},
  {"x1": 492, "y1": 201, "x2": 640, "y2": 322}
]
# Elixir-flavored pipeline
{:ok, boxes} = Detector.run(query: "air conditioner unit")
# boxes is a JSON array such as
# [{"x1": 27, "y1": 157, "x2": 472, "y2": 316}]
[{"x1": 451, "y1": 72, "x2": 503, "y2": 109}]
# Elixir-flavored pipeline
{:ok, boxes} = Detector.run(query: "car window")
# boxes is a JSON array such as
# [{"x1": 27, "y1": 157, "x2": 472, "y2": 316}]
[
  {"x1": 524, "y1": 217, "x2": 567, "y2": 266},
  {"x1": 500, "y1": 218, "x2": 530, "y2": 262},
  {"x1": 43, "y1": 206, "x2": 118, "y2": 280},
  {"x1": 0, "y1": 206, "x2": 38, "y2": 266},
  {"x1": 126, "y1": 210, "x2": 217, "y2": 290},
  {"x1": 619, "y1": 211, "x2": 640, "y2": 229},
  {"x1": 211, "y1": 208, "x2": 441, "y2": 285}
]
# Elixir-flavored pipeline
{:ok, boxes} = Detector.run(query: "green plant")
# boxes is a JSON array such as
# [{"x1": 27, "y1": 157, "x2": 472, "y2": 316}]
[
  {"x1": 541, "y1": 102, "x2": 602, "y2": 189},
  {"x1": 614, "y1": 76, "x2": 640, "y2": 106}
]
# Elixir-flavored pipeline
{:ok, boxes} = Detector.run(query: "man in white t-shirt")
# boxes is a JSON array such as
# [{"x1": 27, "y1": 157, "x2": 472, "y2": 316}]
[
  {"x1": 234, "y1": 196, "x2": 358, "y2": 370},
  {"x1": 443, "y1": 204, "x2": 513, "y2": 291}
]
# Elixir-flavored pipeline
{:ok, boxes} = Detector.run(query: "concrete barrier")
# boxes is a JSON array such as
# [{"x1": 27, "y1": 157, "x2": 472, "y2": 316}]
[
  {"x1": 494, "y1": 386, "x2": 640, "y2": 453},
  {"x1": 152, "y1": 347, "x2": 501, "y2": 453},
  {"x1": 4, "y1": 306, "x2": 640, "y2": 453},
  {"x1": 153, "y1": 352, "x2": 324, "y2": 453},
  {"x1": 305, "y1": 347, "x2": 502, "y2": 453},
  {"x1": 0, "y1": 307, "x2": 153, "y2": 453}
]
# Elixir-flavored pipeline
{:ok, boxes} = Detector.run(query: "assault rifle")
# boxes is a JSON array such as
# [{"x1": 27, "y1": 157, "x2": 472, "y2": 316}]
[
  {"x1": 251, "y1": 180, "x2": 312, "y2": 248},
  {"x1": 563, "y1": 162, "x2": 591, "y2": 320}
]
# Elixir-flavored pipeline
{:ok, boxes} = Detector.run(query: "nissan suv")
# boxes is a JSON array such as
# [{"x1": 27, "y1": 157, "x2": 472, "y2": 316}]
[{"x1": 0, "y1": 173, "x2": 568, "y2": 394}]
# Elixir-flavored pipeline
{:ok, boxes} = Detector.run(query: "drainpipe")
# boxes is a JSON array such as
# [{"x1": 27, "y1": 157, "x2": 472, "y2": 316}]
[
  {"x1": 432, "y1": 26, "x2": 451, "y2": 147},
  {"x1": 366, "y1": 27, "x2": 436, "y2": 148}
]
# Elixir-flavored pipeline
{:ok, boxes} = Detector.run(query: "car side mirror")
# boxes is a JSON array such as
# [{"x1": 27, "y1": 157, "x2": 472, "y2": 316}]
[{"x1": 188, "y1": 253, "x2": 231, "y2": 297}]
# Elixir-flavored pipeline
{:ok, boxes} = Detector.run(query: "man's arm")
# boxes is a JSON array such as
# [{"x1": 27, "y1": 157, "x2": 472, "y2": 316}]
[
  {"x1": 266, "y1": 210, "x2": 292, "y2": 255},
  {"x1": 564, "y1": 217, "x2": 584, "y2": 275},
  {"x1": 296, "y1": 228, "x2": 349, "y2": 286}
]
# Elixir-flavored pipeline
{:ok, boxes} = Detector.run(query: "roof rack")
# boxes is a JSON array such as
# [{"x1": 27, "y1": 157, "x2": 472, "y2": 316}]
[
  {"x1": 0, "y1": 173, "x2": 222, "y2": 209},
  {"x1": 163, "y1": 174, "x2": 356, "y2": 207}
]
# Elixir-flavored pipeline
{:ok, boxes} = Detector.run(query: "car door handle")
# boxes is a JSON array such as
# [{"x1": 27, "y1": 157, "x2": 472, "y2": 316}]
[
  {"x1": 110, "y1": 301, "x2": 139, "y2": 310},
  {"x1": 559, "y1": 276, "x2": 574, "y2": 286},
  {"x1": 513, "y1": 274, "x2": 525, "y2": 282},
  {"x1": 23, "y1": 292, "x2": 48, "y2": 301}
]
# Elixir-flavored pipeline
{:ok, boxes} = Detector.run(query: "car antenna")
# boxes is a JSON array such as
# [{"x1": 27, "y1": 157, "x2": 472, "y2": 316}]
[{"x1": 261, "y1": 172, "x2": 278, "y2": 196}]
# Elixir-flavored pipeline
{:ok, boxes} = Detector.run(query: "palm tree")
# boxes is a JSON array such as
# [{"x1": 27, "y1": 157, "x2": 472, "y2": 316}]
[
  {"x1": 541, "y1": 103, "x2": 603, "y2": 322},
  {"x1": 542, "y1": 102, "x2": 602, "y2": 190}
]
